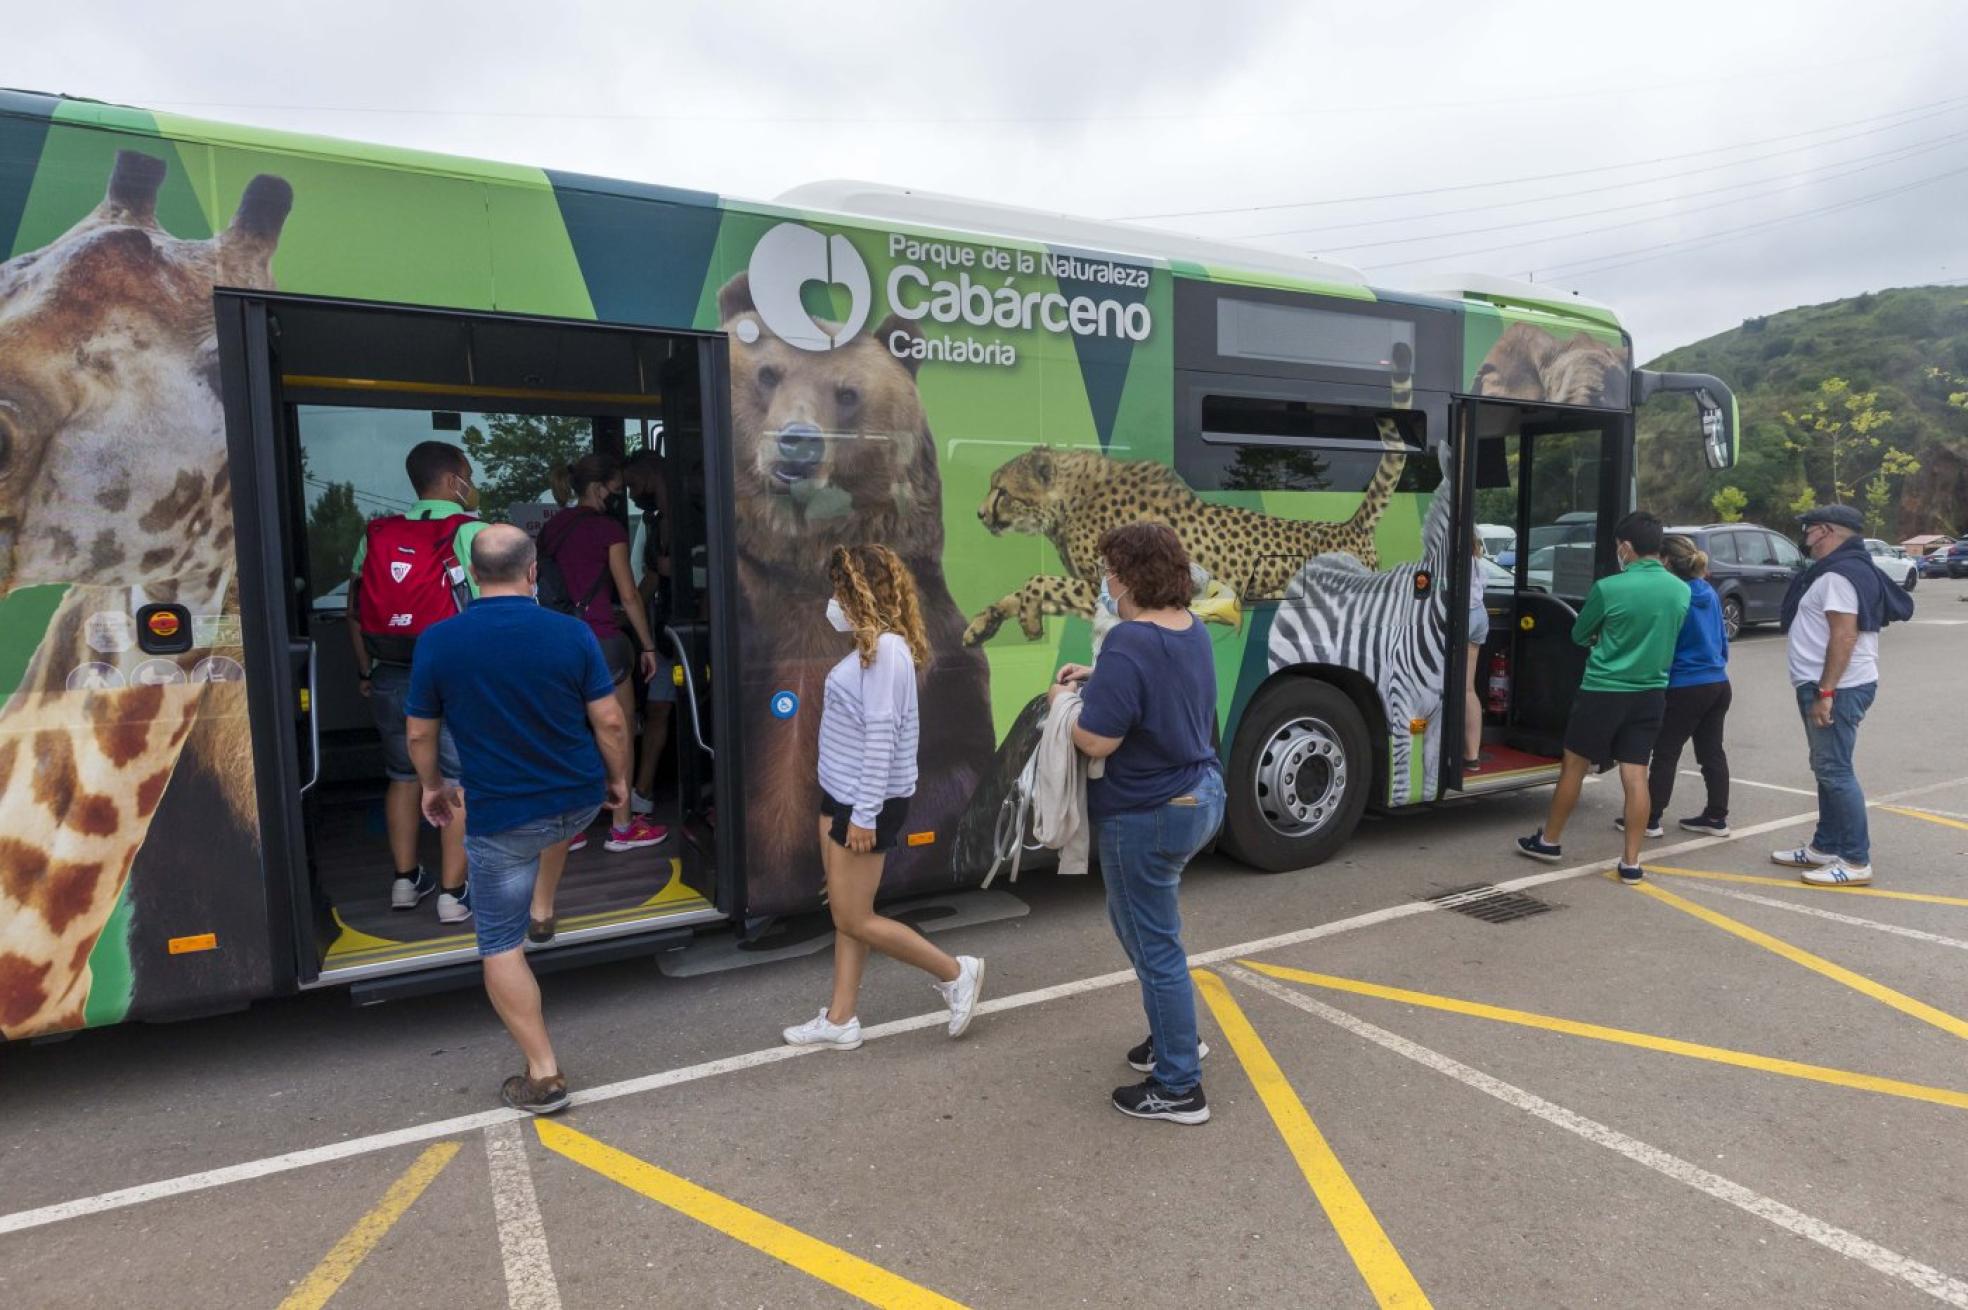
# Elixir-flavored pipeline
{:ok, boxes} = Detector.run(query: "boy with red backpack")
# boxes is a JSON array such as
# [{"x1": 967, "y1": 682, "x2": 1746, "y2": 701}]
[{"x1": 348, "y1": 441, "x2": 484, "y2": 922}]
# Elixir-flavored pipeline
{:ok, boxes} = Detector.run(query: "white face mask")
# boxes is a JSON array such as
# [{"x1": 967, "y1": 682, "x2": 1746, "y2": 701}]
[
  {"x1": 825, "y1": 597, "x2": 854, "y2": 633},
  {"x1": 1099, "y1": 576, "x2": 1126, "y2": 616}
]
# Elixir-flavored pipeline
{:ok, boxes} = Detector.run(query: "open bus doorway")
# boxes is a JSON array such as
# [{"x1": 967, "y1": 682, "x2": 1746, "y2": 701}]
[
  {"x1": 1459, "y1": 401, "x2": 1625, "y2": 793},
  {"x1": 216, "y1": 296, "x2": 737, "y2": 992}
]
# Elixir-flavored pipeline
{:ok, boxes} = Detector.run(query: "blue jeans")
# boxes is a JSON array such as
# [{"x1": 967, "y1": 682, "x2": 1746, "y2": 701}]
[
  {"x1": 464, "y1": 805, "x2": 601, "y2": 956},
  {"x1": 1795, "y1": 681, "x2": 1875, "y2": 865},
  {"x1": 1097, "y1": 768, "x2": 1226, "y2": 1093}
]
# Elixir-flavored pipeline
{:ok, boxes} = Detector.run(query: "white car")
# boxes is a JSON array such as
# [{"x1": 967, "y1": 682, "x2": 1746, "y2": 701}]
[{"x1": 1863, "y1": 538, "x2": 1918, "y2": 591}]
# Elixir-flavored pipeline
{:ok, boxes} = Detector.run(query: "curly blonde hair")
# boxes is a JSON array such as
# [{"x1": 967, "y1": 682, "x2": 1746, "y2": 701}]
[{"x1": 828, "y1": 544, "x2": 931, "y2": 671}]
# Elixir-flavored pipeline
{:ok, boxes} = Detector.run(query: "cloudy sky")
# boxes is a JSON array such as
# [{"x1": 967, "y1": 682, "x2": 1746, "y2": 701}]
[{"x1": 8, "y1": 0, "x2": 1965, "y2": 356}]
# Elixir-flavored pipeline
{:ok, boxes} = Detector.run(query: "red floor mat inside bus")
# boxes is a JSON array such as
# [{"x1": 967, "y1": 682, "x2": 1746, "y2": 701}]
[{"x1": 1467, "y1": 743, "x2": 1558, "y2": 777}]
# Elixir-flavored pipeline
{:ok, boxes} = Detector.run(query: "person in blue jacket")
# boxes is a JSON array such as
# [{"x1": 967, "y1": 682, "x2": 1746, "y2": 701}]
[{"x1": 1628, "y1": 534, "x2": 1732, "y2": 838}]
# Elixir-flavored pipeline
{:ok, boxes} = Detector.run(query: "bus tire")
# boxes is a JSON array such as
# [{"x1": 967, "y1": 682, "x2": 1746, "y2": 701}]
[{"x1": 1220, "y1": 677, "x2": 1371, "y2": 873}]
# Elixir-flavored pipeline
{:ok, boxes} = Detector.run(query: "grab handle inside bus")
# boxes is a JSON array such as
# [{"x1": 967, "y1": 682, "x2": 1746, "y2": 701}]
[
  {"x1": 297, "y1": 638, "x2": 321, "y2": 795},
  {"x1": 662, "y1": 625, "x2": 714, "y2": 759},
  {"x1": 1632, "y1": 368, "x2": 1739, "y2": 471}
]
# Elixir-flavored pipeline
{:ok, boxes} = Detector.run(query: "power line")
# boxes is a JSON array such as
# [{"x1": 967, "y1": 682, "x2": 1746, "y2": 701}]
[
  {"x1": 130, "y1": 52, "x2": 1904, "y2": 128},
  {"x1": 1326, "y1": 129, "x2": 1967, "y2": 257},
  {"x1": 1231, "y1": 103, "x2": 1968, "y2": 242},
  {"x1": 1112, "y1": 94, "x2": 1968, "y2": 221},
  {"x1": 1530, "y1": 162, "x2": 1968, "y2": 283}
]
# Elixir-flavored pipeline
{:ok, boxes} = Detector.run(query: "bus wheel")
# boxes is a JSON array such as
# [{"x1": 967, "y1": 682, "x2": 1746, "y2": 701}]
[{"x1": 1221, "y1": 678, "x2": 1370, "y2": 872}]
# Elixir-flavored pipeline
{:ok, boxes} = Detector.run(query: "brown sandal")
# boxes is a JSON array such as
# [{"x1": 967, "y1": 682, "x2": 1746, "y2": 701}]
[
  {"x1": 527, "y1": 915, "x2": 557, "y2": 944},
  {"x1": 500, "y1": 1072, "x2": 569, "y2": 1115}
]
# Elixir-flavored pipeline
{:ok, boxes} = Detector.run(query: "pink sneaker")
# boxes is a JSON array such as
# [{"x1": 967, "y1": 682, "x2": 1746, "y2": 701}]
[
  {"x1": 605, "y1": 817, "x2": 668, "y2": 852},
  {"x1": 566, "y1": 831, "x2": 589, "y2": 853}
]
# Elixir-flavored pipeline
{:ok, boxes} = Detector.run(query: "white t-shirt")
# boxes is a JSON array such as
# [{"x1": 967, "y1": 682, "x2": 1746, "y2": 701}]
[
  {"x1": 817, "y1": 632, "x2": 920, "y2": 827},
  {"x1": 1786, "y1": 572, "x2": 1879, "y2": 688}
]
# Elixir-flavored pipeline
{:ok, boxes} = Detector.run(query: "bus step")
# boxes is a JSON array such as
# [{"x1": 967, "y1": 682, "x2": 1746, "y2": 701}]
[{"x1": 347, "y1": 927, "x2": 695, "y2": 1006}]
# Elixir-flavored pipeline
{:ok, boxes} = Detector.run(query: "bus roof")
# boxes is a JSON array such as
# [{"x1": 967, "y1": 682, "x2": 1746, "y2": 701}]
[{"x1": 2, "y1": 88, "x2": 1624, "y2": 334}]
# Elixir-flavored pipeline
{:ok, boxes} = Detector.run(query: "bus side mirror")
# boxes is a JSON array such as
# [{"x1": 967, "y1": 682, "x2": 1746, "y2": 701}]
[{"x1": 1633, "y1": 369, "x2": 1739, "y2": 471}]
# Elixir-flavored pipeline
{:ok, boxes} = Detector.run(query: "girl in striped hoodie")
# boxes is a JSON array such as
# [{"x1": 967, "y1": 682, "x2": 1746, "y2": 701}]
[{"x1": 782, "y1": 544, "x2": 985, "y2": 1050}]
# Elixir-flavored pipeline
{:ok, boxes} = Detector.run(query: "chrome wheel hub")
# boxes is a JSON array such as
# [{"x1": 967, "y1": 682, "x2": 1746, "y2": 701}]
[{"x1": 1253, "y1": 715, "x2": 1346, "y2": 839}]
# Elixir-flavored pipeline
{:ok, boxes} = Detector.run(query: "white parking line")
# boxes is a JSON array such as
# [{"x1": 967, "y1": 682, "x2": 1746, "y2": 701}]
[
  {"x1": 485, "y1": 1125, "x2": 561, "y2": 1310},
  {"x1": 4, "y1": 772, "x2": 1965, "y2": 1240},
  {"x1": 1222, "y1": 965, "x2": 1968, "y2": 1308},
  {"x1": 1674, "y1": 884, "x2": 1968, "y2": 952},
  {"x1": 1683, "y1": 770, "x2": 1816, "y2": 798}
]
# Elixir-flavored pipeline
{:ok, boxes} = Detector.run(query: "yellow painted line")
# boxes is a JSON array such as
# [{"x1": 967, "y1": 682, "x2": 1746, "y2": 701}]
[
  {"x1": 1194, "y1": 969, "x2": 1432, "y2": 1309},
  {"x1": 1880, "y1": 805, "x2": 1968, "y2": 834},
  {"x1": 534, "y1": 1119, "x2": 966, "y2": 1309},
  {"x1": 276, "y1": 1142, "x2": 460, "y2": 1310},
  {"x1": 1240, "y1": 960, "x2": 1968, "y2": 1113},
  {"x1": 1650, "y1": 864, "x2": 1968, "y2": 908},
  {"x1": 1632, "y1": 880, "x2": 1968, "y2": 1042}
]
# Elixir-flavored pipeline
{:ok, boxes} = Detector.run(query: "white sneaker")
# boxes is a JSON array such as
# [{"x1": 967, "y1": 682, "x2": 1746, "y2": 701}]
[
  {"x1": 936, "y1": 956, "x2": 986, "y2": 1038},
  {"x1": 436, "y1": 887, "x2": 472, "y2": 924},
  {"x1": 783, "y1": 1010, "x2": 863, "y2": 1050},
  {"x1": 390, "y1": 866, "x2": 434, "y2": 909},
  {"x1": 1770, "y1": 844, "x2": 1837, "y2": 868},
  {"x1": 631, "y1": 790, "x2": 656, "y2": 815},
  {"x1": 1802, "y1": 862, "x2": 1872, "y2": 887}
]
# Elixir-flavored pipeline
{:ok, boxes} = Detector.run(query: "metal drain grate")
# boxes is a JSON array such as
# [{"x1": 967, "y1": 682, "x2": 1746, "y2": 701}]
[{"x1": 1424, "y1": 883, "x2": 1556, "y2": 923}]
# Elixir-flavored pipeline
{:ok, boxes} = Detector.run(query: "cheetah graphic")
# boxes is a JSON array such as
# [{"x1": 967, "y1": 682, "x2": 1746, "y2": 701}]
[{"x1": 962, "y1": 432, "x2": 1407, "y2": 646}]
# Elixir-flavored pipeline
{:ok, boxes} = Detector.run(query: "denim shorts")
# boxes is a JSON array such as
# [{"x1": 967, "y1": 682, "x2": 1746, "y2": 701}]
[
  {"x1": 369, "y1": 662, "x2": 461, "y2": 783},
  {"x1": 464, "y1": 805, "x2": 601, "y2": 956}
]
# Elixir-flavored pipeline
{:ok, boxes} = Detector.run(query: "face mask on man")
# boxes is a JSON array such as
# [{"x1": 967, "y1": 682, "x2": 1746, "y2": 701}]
[{"x1": 825, "y1": 597, "x2": 855, "y2": 633}]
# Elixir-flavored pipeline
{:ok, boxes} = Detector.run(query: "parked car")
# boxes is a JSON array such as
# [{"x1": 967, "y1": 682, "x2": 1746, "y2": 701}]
[
  {"x1": 1918, "y1": 549, "x2": 1952, "y2": 579},
  {"x1": 1475, "y1": 522, "x2": 1516, "y2": 561},
  {"x1": 1863, "y1": 538, "x2": 1918, "y2": 591},
  {"x1": 1949, "y1": 539, "x2": 1968, "y2": 578},
  {"x1": 1664, "y1": 523, "x2": 1807, "y2": 638}
]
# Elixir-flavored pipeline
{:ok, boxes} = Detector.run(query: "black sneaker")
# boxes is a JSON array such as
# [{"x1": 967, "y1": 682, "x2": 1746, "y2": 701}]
[
  {"x1": 1515, "y1": 829, "x2": 1562, "y2": 862},
  {"x1": 1111, "y1": 1079, "x2": 1210, "y2": 1125},
  {"x1": 1613, "y1": 817, "x2": 1664, "y2": 839},
  {"x1": 500, "y1": 1072, "x2": 570, "y2": 1116},
  {"x1": 1679, "y1": 815, "x2": 1732, "y2": 837},
  {"x1": 1616, "y1": 862, "x2": 1645, "y2": 885},
  {"x1": 1126, "y1": 1036, "x2": 1212, "y2": 1074},
  {"x1": 390, "y1": 865, "x2": 437, "y2": 910}
]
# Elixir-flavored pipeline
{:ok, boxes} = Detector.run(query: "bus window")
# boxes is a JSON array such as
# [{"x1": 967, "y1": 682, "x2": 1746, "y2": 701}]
[
  {"x1": 1522, "y1": 429, "x2": 1606, "y2": 605},
  {"x1": 1177, "y1": 394, "x2": 1435, "y2": 495}
]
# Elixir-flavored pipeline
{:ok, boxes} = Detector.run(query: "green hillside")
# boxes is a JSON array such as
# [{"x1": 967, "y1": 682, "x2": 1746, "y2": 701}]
[{"x1": 1635, "y1": 284, "x2": 1968, "y2": 539}]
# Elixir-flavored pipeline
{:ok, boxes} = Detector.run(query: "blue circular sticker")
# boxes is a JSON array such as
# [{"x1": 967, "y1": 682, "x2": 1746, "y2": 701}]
[{"x1": 770, "y1": 690, "x2": 799, "y2": 719}]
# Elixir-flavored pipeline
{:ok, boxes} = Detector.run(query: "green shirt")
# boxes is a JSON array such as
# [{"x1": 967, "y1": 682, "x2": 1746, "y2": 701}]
[
  {"x1": 349, "y1": 498, "x2": 486, "y2": 599},
  {"x1": 1572, "y1": 557, "x2": 1690, "y2": 692}
]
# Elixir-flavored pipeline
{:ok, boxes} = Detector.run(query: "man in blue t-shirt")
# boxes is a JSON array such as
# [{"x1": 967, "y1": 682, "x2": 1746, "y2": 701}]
[{"x1": 406, "y1": 524, "x2": 629, "y2": 1116}]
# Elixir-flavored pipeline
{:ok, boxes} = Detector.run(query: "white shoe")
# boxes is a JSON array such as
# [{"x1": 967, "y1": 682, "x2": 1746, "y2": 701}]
[
  {"x1": 1802, "y1": 861, "x2": 1872, "y2": 887},
  {"x1": 436, "y1": 888, "x2": 472, "y2": 924},
  {"x1": 390, "y1": 866, "x2": 434, "y2": 909},
  {"x1": 631, "y1": 790, "x2": 656, "y2": 815},
  {"x1": 783, "y1": 1010, "x2": 862, "y2": 1050},
  {"x1": 937, "y1": 956, "x2": 986, "y2": 1038},
  {"x1": 1770, "y1": 844, "x2": 1837, "y2": 868}
]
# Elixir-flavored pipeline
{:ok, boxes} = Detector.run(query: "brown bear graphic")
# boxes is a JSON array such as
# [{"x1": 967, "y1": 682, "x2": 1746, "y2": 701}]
[
  {"x1": 718, "y1": 275, "x2": 994, "y2": 914},
  {"x1": 1473, "y1": 322, "x2": 1631, "y2": 409}
]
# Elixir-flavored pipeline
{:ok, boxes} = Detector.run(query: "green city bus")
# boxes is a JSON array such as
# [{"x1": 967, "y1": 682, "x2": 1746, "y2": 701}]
[{"x1": 0, "y1": 89, "x2": 1737, "y2": 1039}]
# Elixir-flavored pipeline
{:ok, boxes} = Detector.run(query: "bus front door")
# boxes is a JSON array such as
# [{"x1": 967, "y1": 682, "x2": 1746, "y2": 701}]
[{"x1": 1462, "y1": 407, "x2": 1622, "y2": 790}]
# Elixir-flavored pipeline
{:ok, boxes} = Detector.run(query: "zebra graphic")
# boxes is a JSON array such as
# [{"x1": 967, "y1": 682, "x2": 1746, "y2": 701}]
[{"x1": 1266, "y1": 447, "x2": 1458, "y2": 806}]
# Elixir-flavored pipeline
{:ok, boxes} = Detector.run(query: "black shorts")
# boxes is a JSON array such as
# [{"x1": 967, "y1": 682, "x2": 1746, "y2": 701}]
[
  {"x1": 1563, "y1": 689, "x2": 1666, "y2": 769},
  {"x1": 820, "y1": 791, "x2": 913, "y2": 853},
  {"x1": 597, "y1": 632, "x2": 636, "y2": 686}
]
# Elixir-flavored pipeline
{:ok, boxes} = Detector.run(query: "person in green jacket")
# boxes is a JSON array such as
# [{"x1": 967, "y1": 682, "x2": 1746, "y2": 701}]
[{"x1": 1515, "y1": 511, "x2": 1690, "y2": 883}]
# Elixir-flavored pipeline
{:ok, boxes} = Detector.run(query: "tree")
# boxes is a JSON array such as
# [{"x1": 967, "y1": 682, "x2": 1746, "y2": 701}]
[
  {"x1": 1710, "y1": 485, "x2": 1747, "y2": 523},
  {"x1": 305, "y1": 480, "x2": 368, "y2": 597},
  {"x1": 1862, "y1": 447, "x2": 1921, "y2": 537},
  {"x1": 1780, "y1": 377, "x2": 1892, "y2": 506},
  {"x1": 460, "y1": 414, "x2": 592, "y2": 520}
]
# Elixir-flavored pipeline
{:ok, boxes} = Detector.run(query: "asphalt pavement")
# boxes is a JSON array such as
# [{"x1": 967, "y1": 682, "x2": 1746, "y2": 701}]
[{"x1": 4, "y1": 579, "x2": 1966, "y2": 1309}]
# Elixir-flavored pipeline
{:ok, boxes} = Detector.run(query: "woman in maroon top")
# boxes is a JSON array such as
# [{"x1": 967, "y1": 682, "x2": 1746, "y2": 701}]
[{"x1": 538, "y1": 453, "x2": 666, "y2": 869}]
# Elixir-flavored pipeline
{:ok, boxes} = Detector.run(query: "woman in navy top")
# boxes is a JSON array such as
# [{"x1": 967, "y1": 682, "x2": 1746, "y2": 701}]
[
  {"x1": 1051, "y1": 522, "x2": 1223, "y2": 1125},
  {"x1": 1642, "y1": 535, "x2": 1733, "y2": 837}
]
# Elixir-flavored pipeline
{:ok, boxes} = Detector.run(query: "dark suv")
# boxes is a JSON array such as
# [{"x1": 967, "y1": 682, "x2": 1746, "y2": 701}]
[
  {"x1": 1664, "y1": 523, "x2": 1806, "y2": 638},
  {"x1": 1948, "y1": 539, "x2": 1968, "y2": 578}
]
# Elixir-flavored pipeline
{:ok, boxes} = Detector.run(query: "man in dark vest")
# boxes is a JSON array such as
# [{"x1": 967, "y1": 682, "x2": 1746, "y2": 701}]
[{"x1": 1770, "y1": 504, "x2": 1913, "y2": 887}]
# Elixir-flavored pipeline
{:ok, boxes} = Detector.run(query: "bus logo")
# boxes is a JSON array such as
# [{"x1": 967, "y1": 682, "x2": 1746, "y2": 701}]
[{"x1": 746, "y1": 222, "x2": 871, "y2": 353}]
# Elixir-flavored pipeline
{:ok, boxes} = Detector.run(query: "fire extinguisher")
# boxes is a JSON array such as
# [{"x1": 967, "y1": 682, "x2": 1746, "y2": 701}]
[{"x1": 1485, "y1": 648, "x2": 1511, "y2": 716}]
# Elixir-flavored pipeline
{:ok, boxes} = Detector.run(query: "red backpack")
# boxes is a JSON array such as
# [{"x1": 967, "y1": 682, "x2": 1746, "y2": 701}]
[{"x1": 356, "y1": 513, "x2": 474, "y2": 662}]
